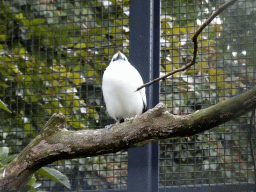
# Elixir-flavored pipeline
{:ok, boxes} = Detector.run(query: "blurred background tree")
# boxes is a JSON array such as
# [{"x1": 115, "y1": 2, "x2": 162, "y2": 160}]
[
  {"x1": 0, "y1": 0, "x2": 129, "y2": 190},
  {"x1": 0, "y1": 0, "x2": 255, "y2": 191},
  {"x1": 160, "y1": 0, "x2": 256, "y2": 186}
]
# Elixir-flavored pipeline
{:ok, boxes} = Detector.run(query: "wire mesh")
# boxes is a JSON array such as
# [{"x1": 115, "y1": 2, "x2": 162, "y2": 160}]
[
  {"x1": 0, "y1": 0, "x2": 129, "y2": 191},
  {"x1": 1, "y1": 0, "x2": 256, "y2": 191},
  {"x1": 160, "y1": 0, "x2": 256, "y2": 188}
]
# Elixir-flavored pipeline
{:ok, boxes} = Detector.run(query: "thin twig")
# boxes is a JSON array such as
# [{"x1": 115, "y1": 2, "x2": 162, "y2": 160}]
[
  {"x1": 249, "y1": 109, "x2": 256, "y2": 189},
  {"x1": 136, "y1": 0, "x2": 238, "y2": 92}
]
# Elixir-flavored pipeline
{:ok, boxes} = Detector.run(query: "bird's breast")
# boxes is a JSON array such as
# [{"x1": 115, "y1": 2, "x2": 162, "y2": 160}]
[{"x1": 102, "y1": 64, "x2": 144, "y2": 120}]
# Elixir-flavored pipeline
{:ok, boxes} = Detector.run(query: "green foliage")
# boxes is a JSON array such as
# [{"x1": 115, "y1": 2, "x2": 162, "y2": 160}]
[
  {"x1": 36, "y1": 167, "x2": 70, "y2": 189},
  {"x1": 159, "y1": 0, "x2": 255, "y2": 186},
  {"x1": 0, "y1": 0, "x2": 129, "y2": 190},
  {"x1": 0, "y1": 100, "x2": 11, "y2": 113},
  {"x1": 1, "y1": 0, "x2": 255, "y2": 189},
  {"x1": 0, "y1": 147, "x2": 17, "y2": 169},
  {"x1": 21, "y1": 175, "x2": 39, "y2": 192},
  {"x1": 0, "y1": 147, "x2": 71, "y2": 191}
]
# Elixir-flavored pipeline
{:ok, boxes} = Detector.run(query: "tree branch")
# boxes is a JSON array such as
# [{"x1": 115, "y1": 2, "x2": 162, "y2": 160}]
[
  {"x1": 1, "y1": 86, "x2": 256, "y2": 191},
  {"x1": 136, "y1": 0, "x2": 238, "y2": 92},
  {"x1": 249, "y1": 109, "x2": 256, "y2": 186}
]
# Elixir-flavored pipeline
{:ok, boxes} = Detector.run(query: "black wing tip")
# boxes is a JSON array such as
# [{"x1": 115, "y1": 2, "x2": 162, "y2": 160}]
[{"x1": 142, "y1": 103, "x2": 147, "y2": 113}]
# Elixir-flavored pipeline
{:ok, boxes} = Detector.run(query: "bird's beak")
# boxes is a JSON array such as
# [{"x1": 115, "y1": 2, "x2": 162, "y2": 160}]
[{"x1": 117, "y1": 51, "x2": 122, "y2": 60}]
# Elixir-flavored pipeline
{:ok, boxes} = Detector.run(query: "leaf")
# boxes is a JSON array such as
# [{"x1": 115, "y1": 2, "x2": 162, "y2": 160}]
[
  {"x1": 232, "y1": 88, "x2": 236, "y2": 95},
  {"x1": 14, "y1": 13, "x2": 24, "y2": 20},
  {"x1": 209, "y1": 69, "x2": 216, "y2": 75},
  {"x1": 0, "y1": 44, "x2": 3, "y2": 53},
  {"x1": 0, "y1": 35, "x2": 6, "y2": 41},
  {"x1": 0, "y1": 81, "x2": 9, "y2": 88},
  {"x1": 0, "y1": 147, "x2": 9, "y2": 159},
  {"x1": 202, "y1": 40, "x2": 209, "y2": 47},
  {"x1": 0, "y1": 147, "x2": 10, "y2": 166},
  {"x1": 172, "y1": 56, "x2": 180, "y2": 64},
  {"x1": 2, "y1": 154, "x2": 17, "y2": 165},
  {"x1": 27, "y1": 174, "x2": 37, "y2": 187},
  {"x1": 36, "y1": 167, "x2": 71, "y2": 189},
  {"x1": 180, "y1": 28, "x2": 186, "y2": 33},
  {"x1": 199, "y1": 61, "x2": 208, "y2": 68},
  {"x1": 0, "y1": 100, "x2": 11, "y2": 113},
  {"x1": 74, "y1": 43, "x2": 87, "y2": 49},
  {"x1": 173, "y1": 28, "x2": 180, "y2": 35}
]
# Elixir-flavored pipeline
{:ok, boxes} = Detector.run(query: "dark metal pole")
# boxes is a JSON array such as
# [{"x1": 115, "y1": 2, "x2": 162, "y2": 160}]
[{"x1": 128, "y1": 0, "x2": 160, "y2": 191}]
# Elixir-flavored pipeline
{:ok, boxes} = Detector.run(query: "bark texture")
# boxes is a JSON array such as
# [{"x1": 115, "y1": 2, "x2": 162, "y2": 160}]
[{"x1": 1, "y1": 87, "x2": 256, "y2": 191}]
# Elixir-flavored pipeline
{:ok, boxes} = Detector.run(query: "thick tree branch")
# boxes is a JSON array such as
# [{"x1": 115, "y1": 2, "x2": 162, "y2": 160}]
[
  {"x1": 1, "y1": 86, "x2": 256, "y2": 191},
  {"x1": 136, "y1": 0, "x2": 238, "y2": 92}
]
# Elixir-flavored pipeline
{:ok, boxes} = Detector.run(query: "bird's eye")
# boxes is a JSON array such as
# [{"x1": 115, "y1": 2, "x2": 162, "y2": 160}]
[{"x1": 113, "y1": 57, "x2": 126, "y2": 62}]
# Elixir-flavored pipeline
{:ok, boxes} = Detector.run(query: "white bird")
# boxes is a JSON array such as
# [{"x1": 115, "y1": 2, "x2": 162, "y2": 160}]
[{"x1": 102, "y1": 51, "x2": 147, "y2": 123}]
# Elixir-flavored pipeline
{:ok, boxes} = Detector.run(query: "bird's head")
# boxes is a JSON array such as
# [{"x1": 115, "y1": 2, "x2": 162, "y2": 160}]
[{"x1": 111, "y1": 51, "x2": 128, "y2": 62}]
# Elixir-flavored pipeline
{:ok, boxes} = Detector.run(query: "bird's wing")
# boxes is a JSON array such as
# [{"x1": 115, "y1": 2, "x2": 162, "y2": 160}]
[
  {"x1": 139, "y1": 87, "x2": 147, "y2": 111},
  {"x1": 130, "y1": 65, "x2": 147, "y2": 111}
]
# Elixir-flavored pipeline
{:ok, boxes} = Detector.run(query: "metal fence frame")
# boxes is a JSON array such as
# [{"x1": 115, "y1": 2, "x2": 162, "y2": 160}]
[
  {"x1": 126, "y1": 0, "x2": 256, "y2": 191},
  {"x1": 127, "y1": 0, "x2": 160, "y2": 191},
  {"x1": 79, "y1": 0, "x2": 255, "y2": 191},
  {"x1": 2, "y1": 0, "x2": 256, "y2": 191}
]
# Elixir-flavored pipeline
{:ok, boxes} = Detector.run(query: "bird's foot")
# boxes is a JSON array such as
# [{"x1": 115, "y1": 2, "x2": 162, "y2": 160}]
[
  {"x1": 105, "y1": 124, "x2": 115, "y2": 129},
  {"x1": 124, "y1": 115, "x2": 139, "y2": 122}
]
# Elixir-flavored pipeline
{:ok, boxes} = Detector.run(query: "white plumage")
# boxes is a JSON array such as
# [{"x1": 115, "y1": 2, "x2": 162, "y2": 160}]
[{"x1": 102, "y1": 51, "x2": 147, "y2": 123}]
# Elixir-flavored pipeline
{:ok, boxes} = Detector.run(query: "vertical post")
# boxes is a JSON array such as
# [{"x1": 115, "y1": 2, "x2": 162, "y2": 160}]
[{"x1": 128, "y1": 0, "x2": 160, "y2": 191}]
